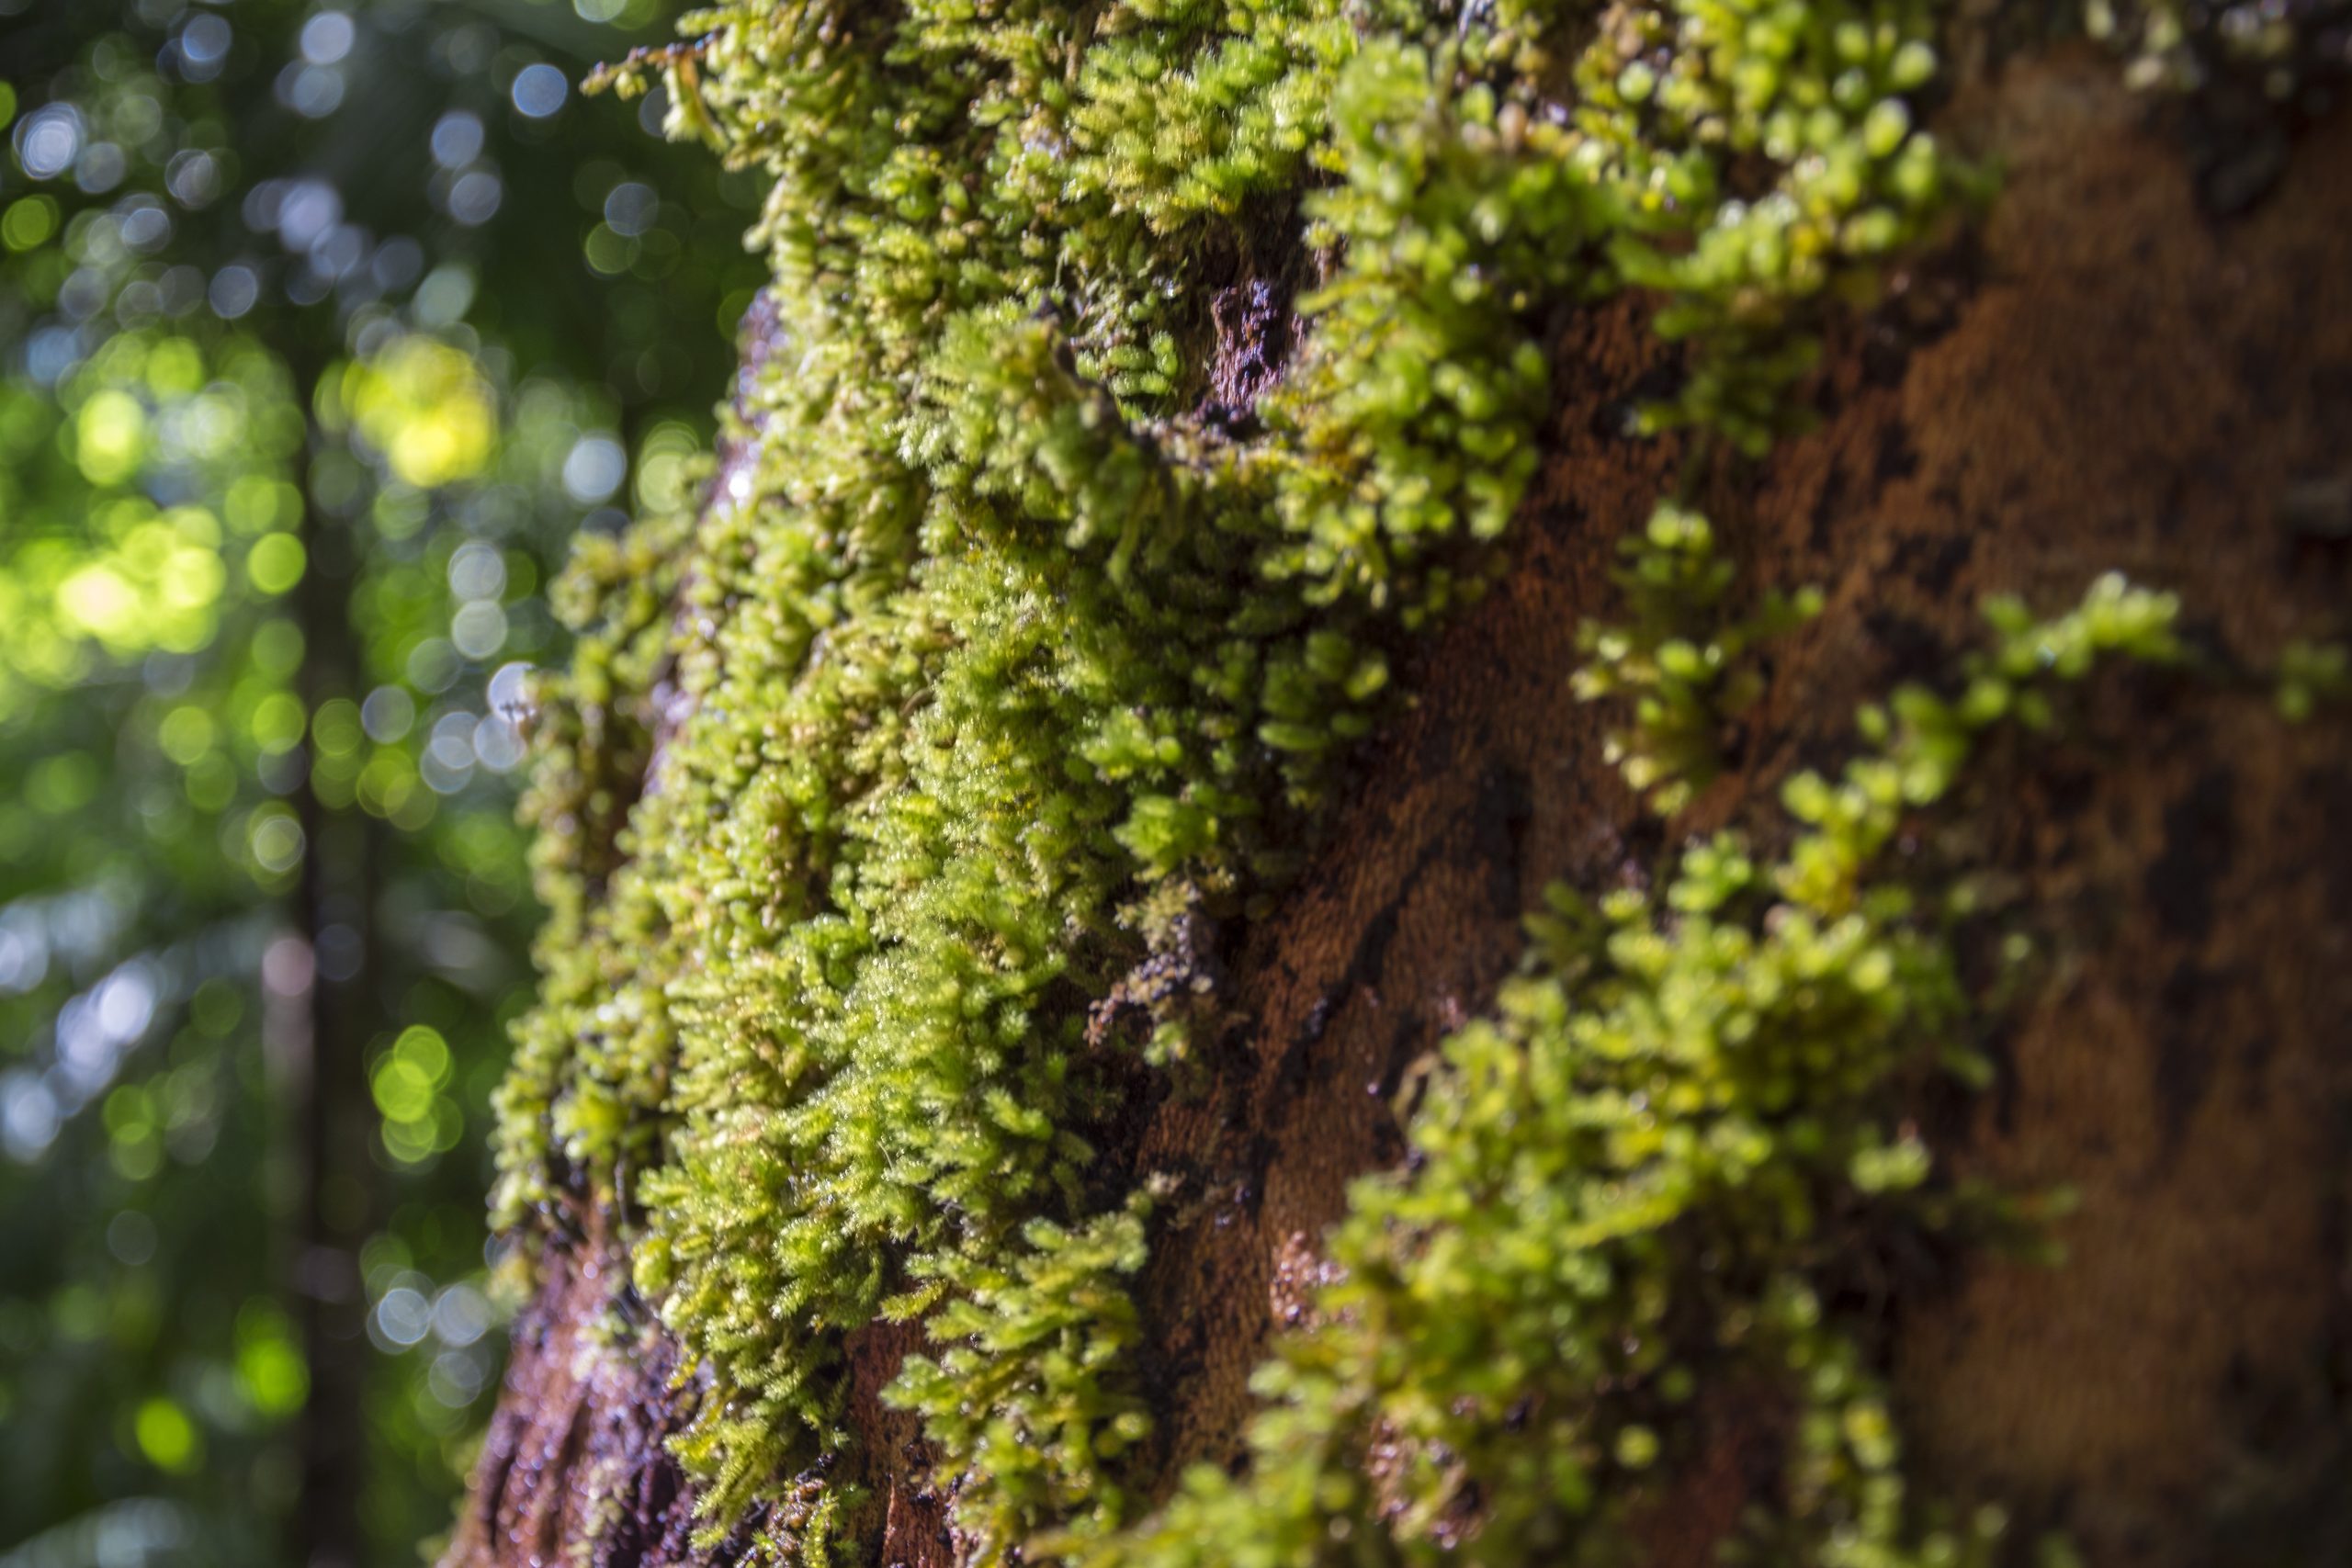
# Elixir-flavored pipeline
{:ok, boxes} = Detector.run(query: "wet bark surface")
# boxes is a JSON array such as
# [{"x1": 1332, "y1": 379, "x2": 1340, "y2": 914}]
[{"x1": 447, "y1": 51, "x2": 2352, "y2": 1568}]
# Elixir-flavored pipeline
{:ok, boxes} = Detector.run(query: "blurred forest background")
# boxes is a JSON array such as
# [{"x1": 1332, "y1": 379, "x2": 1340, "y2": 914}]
[{"x1": 0, "y1": 2, "x2": 763, "y2": 1562}]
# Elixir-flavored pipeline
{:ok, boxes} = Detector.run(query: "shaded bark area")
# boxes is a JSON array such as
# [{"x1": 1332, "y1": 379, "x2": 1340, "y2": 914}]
[
  {"x1": 441, "y1": 1238, "x2": 701, "y2": 1566},
  {"x1": 447, "y1": 51, "x2": 2352, "y2": 1568}
]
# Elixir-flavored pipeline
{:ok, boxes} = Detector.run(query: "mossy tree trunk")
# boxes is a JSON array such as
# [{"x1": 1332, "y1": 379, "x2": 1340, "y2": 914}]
[{"x1": 444, "y1": 30, "x2": 2352, "y2": 1568}]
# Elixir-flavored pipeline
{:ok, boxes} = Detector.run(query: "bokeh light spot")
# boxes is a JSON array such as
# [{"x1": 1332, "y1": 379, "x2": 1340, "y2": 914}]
[
  {"x1": 246, "y1": 533, "x2": 306, "y2": 595},
  {"x1": 510, "y1": 63, "x2": 567, "y2": 119},
  {"x1": 133, "y1": 1398, "x2": 201, "y2": 1474},
  {"x1": 16, "y1": 105, "x2": 84, "y2": 180}
]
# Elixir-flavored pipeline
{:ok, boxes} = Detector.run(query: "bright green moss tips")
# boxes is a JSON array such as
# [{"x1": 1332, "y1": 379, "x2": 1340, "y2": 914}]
[
  {"x1": 1091, "y1": 570, "x2": 2182, "y2": 1568},
  {"x1": 500, "y1": 0, "x2": 1997, "y2": 1556},
  {"x1": 1576, "y1": 0, "x2": 1984, "y2": 454},
  {"x1": 1062, "y1": 4, "x2": 1355, "y2": 236},
  {"x1": 1261, "y1": 39, "x2": 1607, "y2": 617},
  {"x1": 1573, "y1": 502, "x2": 1823, "y2": 813}
]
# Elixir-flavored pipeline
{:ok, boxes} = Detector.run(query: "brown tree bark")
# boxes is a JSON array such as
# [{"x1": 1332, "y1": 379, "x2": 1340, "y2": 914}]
[{"x1": 446, "y1": 51, "x2": 2352, "y2": 1568}]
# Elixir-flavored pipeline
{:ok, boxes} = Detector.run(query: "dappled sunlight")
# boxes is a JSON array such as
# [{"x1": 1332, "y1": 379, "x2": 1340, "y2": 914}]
[
  {"x1": 0, "y1": 0, "x2": 762, "y2": 1559},
  {"x1": 339, "y1": 336, "x2": 496, "y2": 492}
]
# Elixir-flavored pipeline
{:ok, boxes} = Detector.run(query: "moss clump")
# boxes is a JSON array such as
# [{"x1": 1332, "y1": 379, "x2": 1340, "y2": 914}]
[
  {"x1": 1088, "y1": 558, "x2": 2182, "y2": 1568},
  {"x1": 494, "y1": 0, "x2": 1980, "y2": 1554},
  {"x1": 493, "y1": 505, "x2": 692, "y2": 1226},
  {"x1": 1575, "y1": 0, "x2": 1979, "y2": 452},
  {"x1": 2277, "y1": 638, "x2": 2350, "y2": 722},
  {"x1": 1059, "y1": 1, "x2": 1354, "y2": 247},
  {"x1": 1257, "y1": 39, "x2": 1609, "y2": 618},
  {"x1": 887, "y1": 1196, "x2": 1159, "y2": 1564},
  {"x1": 1573, "y1": 502, "x2": 1823, "y2": 814}
]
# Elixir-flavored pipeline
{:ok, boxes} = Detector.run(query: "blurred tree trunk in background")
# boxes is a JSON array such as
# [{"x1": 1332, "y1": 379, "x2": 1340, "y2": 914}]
[
  {"x1": 290, "y1": 389, "x2": 373, "y2": 1568},
  {"x1": 446, "y1": 49, "x2": 2352, "y2": 1568}
]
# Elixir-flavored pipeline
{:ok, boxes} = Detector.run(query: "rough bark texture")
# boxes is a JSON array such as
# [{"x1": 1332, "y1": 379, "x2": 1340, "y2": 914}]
[{"x1": 447, "y1": 50, "x2": 2352, "y2": 1568}]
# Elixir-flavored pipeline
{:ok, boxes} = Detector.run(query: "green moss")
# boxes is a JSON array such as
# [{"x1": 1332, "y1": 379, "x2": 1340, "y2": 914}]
[
  {"x1": 1087, "y1": 562, "x2": 2182, "y2": 1568},
  {"x1": 1257, "y1": 38, "x2": 1606, "y2": 620},
  {"x1": 492, "y1": 505, "x2": 693, "y2": 1228},
  {"x1": 2088, "y1": 0, "x2": 2351, "y2": 96},
  {"x1": 494, "y1": 0, "x2": 1985, "y2": 1555},
  {"x1": 1574, "y1": 0, "x2": 1980, "y2": 452},
  {"x1": 1573, "y1": 502, "x2": 1822, "y2": 813},
  {"x1": 1061, "y1": 2, "x2": 1354, "y2": 242},
  {"x1": 888, "y1": 1196, "x2": 1159, "y2": 1563},
  {"x1": 2277, "y1": 639, "x2": 2350, "y2": 722}
]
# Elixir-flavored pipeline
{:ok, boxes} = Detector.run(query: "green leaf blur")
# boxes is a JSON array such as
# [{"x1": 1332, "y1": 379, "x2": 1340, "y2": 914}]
[{"x1": 0, "y1": 2, "x2": 762, "y2": 1562}]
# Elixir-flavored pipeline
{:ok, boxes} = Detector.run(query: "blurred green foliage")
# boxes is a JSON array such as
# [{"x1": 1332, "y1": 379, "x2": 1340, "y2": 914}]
[{"x1": 0, "y1": 2, "x2": 762, "y2": 1562}]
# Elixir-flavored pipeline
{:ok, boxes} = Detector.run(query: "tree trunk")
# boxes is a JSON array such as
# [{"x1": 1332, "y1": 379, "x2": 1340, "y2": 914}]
[
  {"x1": 445, "y1": 44, "x2": 2352, "y2": 1568},
  {"x1": 292, "y1": 396, "x2": 378, "y2": 1568}
]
